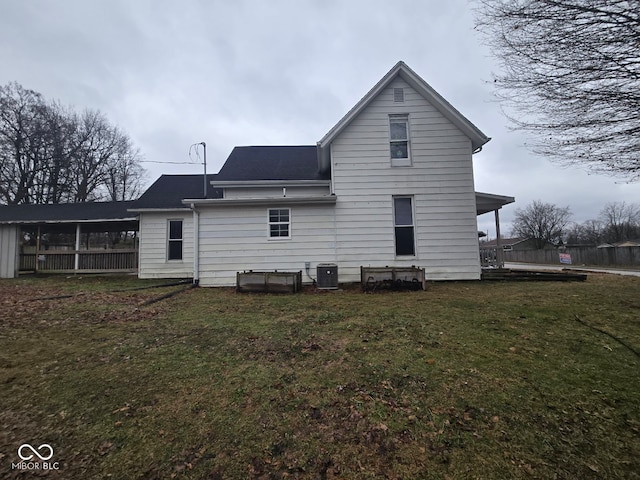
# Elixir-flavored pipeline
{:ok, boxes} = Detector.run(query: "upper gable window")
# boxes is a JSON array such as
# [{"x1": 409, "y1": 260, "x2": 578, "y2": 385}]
[
  {"x1": 389, "y1": 115, "x2": 411, "y2": 166},
  {"x1": 393, "y1": 88, "x2": 404, "y2": 103}
]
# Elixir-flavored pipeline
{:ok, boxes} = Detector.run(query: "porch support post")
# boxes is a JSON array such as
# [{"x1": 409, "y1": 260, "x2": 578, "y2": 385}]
[
  {"x1": 74, "y1": 223, "x2": 81, "y2": 271},
  {"x1": 35, "y1": 225, "x2": 41, "y2": 273},
  {"x1": 494, "y1": 209, "x2": 503, "y2": 268}
]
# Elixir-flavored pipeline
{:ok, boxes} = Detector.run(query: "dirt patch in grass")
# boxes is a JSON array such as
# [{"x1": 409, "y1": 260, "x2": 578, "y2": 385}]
[{"x1": 1, "y1": 274, "x2": 639, "y2": 479}]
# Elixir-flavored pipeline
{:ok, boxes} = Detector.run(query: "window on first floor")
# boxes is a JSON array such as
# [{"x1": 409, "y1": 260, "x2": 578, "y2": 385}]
[
  {"x1": 167, "y1": 219, "x2": 183, "y2": 260},
  {"x1": 268, "y1": 208, "x2": 290, "y2": 239},
  {"x1": 393, "y1": 196, "x2": 415, "y2": 256}
]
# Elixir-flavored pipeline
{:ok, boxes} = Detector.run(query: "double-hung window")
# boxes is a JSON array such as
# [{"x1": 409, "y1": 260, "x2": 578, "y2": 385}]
[
  {"x1": 167, "y1": 219, "x2": 183, "y2": 261},
  {"x1": 393, "y1": 197, "x2": 415, "y2": 256},
  {"x1": 268, "y1": 208, "x2": 290, "y2": 239},
  {"x1": 389, "y1": 114, "x2": 411, "y2": 166}
]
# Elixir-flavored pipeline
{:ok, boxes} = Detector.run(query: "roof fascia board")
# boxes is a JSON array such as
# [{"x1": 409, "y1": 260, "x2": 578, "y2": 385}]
[
  {"x1": 128, "y1": 207, "x2": 191, "y2": 213},
  {"x1": 183, "y1": 196, "x2": 337, "y2": 207},
  {"x1": 318, "y1": 62, "x2": 402, "y2": 148},
  {"x1": 475, "y1": 191, "x2": 515, "y2": 204},
  {"x1": 397, "y1": 66, "x2": 490, "y2": 151},
  {"x1": 211, "y1": 180, "x2": 331, "y2": 188},
  {"x1": 0, "y1": 217, "x2": 138, "y2": 225}
]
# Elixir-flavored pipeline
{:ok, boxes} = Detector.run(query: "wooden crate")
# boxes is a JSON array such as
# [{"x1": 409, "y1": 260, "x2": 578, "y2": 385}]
[
  {"x1": 236, "y1": 270, "x2": 302, "y2": 293},
  {"x1": 361, "y1": 266, "x2": 426, "y2": 292}
]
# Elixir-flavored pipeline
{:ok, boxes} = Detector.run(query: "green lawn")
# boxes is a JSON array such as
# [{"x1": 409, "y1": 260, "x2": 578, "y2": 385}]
[{"x1": 1, "y1": 274, "x2": 639, "y2": 479}]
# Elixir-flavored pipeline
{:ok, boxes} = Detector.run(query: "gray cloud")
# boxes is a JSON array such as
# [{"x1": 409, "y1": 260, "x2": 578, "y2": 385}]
[{"x1": 1, "y1": 0, "x2": 638, "y2": 237}]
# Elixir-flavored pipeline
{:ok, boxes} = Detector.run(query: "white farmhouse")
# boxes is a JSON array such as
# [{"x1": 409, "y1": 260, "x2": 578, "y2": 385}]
[{"x1": 131, "y1": 61, "x2": 514, "y2": 286}]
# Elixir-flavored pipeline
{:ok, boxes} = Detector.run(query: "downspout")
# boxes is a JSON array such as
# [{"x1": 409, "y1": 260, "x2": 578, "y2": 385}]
[{"x1": 190, "y1": 203, "x2": 200, "y2": 286}]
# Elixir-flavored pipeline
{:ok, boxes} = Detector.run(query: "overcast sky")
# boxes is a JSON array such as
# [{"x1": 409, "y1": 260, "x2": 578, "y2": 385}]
[{"x1": 1, "y1": 0, "x2": 638, "y2": 236}]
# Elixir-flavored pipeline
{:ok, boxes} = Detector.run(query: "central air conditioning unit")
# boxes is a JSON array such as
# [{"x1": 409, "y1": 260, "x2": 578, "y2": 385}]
[{"x1": 317, "y1": 263, "x2": 338, "y2": 289}]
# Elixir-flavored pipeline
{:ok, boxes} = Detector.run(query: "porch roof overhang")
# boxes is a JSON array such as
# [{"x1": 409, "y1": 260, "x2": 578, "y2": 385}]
[
  {"x1": 475, "y1": 192, "x2": 515, "y2": 215},
  {"x1": 0, "y1": 201, "x2": 138, "y2": 232}
]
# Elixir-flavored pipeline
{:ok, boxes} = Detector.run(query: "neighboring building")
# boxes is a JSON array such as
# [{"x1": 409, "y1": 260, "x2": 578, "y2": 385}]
[
  {"x1": 130, "y1": 61, "x2": 514, "y2": 286},
  {"x1": 480, "y1": 237, "x2": 545, "y2": 251},
  {"x1": 598, "y1": 240, "x2": 640, "y2": 248}
]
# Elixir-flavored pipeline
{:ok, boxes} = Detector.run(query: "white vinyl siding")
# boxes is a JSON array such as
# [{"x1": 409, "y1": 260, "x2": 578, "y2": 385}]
[
  {"x1": 222, "y1": 185, "x2": 329, "y2": 200},
  {"x1": 136, "y1": 74, "x2": 482, "y2": 285},
  {"x1": 0, "y1": 225, "x2": 19, "y2": 278},
  {"x1": 196, "y1": 203, "x2": 336, "y2": 286},
  {"x1": 331, "y1": 76, "x2": 481, "y2": 281},
  {"x1": 138, "y1": 212, "x2": 194, "y2": 279}
]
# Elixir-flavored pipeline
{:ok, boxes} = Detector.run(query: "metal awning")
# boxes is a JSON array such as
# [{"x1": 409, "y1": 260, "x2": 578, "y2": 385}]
[{"x1": 476, "y1": 192, "x2": 515, "y2": 215}]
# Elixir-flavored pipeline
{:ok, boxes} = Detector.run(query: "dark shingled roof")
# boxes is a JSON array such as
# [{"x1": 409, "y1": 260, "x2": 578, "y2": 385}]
[
  {"x1": 215, "y1": 146, "x2": 328, "y2": 182},
  {"x1": 0, "y1": 201, "x2": 137, "y2": 224},
  {"x1": 0, "y1": 146, "x2": 325, "y2": 220},
  {"x1": 134, "y1": 174, "x2": 223, "y2": 209}
]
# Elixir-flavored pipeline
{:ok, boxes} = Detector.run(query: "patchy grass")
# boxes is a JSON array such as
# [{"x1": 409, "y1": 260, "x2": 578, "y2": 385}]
[{"x1": 1, "y1": 274, "x2": 639, "y2": 479}]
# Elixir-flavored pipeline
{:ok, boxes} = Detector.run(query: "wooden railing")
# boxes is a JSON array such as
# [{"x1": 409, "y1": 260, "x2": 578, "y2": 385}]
[
  {"x1": 480, "y1": 247, "x2": 501, "y2": 268},
  {"x1": 20, "y1": 249, "x2": 138, "y2": 273}
]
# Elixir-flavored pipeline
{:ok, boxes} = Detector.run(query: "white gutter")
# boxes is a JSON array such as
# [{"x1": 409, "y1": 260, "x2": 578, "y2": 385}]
[{"x1": 190, "y1": 203, "x2": 200, "y2": 286}]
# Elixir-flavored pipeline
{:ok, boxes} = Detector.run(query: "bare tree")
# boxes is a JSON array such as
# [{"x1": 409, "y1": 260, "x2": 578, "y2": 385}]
[
  {"x1": 475, "y1": 0, "x2": 640, "y2": 180},
  {"x1": 599, "y1": 201, "x2": 640, "y2": 242},
  {"x1": 103, "y1": 134, "x2": 145, "y2": 201},
  {"x1": 511, "y1": 200, "x2": 572, "y2": 248},
  {"x1": 0, "y1": 82, "x2": 146, "y2": 204},
  {"x1": 0, "y1": 83, "x2": 47, "y2": 204},
  {"x1": 566, "y1": 219, "x2": 604, "y2": 245}
]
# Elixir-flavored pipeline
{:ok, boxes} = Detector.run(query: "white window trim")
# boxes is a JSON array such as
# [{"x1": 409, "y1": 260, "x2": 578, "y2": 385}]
[
  {"x1": 167, "y1": 218, "x2": 184, "y2": 262},
  {"x1": 267, "y1": 207, "x2": 292, "y2": 240},
  {"x1": 392, "y1": 196, "x2": 417, "y2": 257},
  {"x1": 389, "y1": 114, "x2": 412, "y2": 167}
]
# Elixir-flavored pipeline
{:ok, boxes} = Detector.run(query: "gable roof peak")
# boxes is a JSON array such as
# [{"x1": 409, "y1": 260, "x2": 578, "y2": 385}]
[{"x1": 317, "y1": 61, "x2": 490, "y2": 173}]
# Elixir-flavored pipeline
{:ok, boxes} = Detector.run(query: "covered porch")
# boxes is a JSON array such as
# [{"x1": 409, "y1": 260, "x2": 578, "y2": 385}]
[
  {"x1": 476, "y1": 192, "x2": 515, "y2": 268},
  {"x1": 0, "y1": 201, "x2": 138, "y2": 278}
]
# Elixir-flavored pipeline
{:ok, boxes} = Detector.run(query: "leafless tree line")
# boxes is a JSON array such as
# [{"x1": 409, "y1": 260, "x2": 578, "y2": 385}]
[
  {"x1": 475, "y1": 0, "x2": 640, "y2": 180},
  {"x1": 566, "y1": 201, "x2": 640, "y2": 245},
  {"x1": 0, "y1": 82, "x2": 145, "y2": 205},
  {"x1": 510, "y1": 200, "x2": 640, "y2": 247}
]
